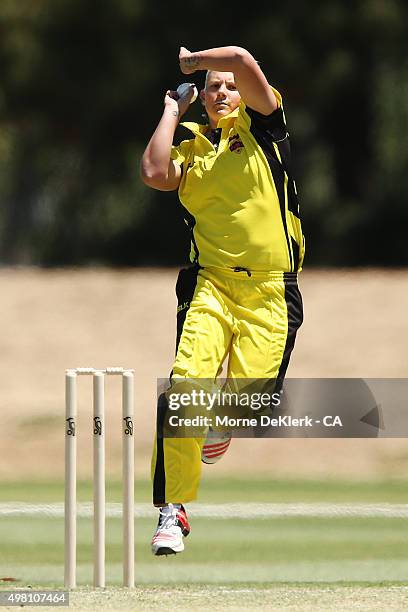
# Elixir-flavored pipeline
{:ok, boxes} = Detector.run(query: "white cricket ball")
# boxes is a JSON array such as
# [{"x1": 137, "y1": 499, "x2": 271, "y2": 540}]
[{"x1": 176, "y1": 82, "x2": 198, "y2": 104}]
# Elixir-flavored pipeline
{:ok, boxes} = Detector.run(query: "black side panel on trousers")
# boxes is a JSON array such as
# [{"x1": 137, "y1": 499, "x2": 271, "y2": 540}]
[
  {"x1": 175, "y1": 265, "x2": 200, "y2": 350},
  {"x1": 153, "y1": 266, "x2": 200, "y2": 505},
  {"x1": 153, "y1": 392, "x2": 168, "y2": 505},
  {"x1": 276, "y1": 276, "x2": 304, "y2": 390}
]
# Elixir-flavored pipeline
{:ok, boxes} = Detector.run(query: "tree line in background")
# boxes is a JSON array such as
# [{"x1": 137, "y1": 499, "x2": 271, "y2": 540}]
[{"x1": 0, "y1": 0, "x2": 407, "y2": 267}]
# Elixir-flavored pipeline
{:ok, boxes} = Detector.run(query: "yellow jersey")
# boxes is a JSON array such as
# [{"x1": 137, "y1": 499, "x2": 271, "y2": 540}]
[{"x1": 171, "y1": 88, "x2": 305, "y2": 273}]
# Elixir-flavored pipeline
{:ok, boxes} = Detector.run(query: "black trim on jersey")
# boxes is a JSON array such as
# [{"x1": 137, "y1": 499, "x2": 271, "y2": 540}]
[
  {"x1": 273, "y1": 157, "x2": 294, "y2": 272},
  {"x1": 181, "y1": 206, "x2": 200, "y2": 265},
  {"x1": 247, "y1": 106, "x2": 288, "y2": 142},
  {"x1": 208, "y1": 128, "x2": 222, "y2": 150},
  {"x1": 275, "y1": 138, "x2": 301, "y2": 219},
  {"x1": 291, "y1": 237, "x2": 300, "y2": 272},
  {"x1": 246, "y1": 105, "x2": 302, "y2": 221},
  {"x1": 247, "y1": 107, "x2": 294, "y2": 271}
]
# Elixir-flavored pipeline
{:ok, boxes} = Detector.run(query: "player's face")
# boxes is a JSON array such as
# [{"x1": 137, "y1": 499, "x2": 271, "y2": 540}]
[{"x1": 202, "y1": 71, "x2": 241, "y2": 128}]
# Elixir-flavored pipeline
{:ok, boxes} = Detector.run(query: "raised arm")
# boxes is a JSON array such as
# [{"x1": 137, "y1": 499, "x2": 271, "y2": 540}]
[
  {"x1": 140, "y1": 86, "x2": 195, "y2": 191},
  {"x1": 179, "y1": 46, "x2": 277, "y2": 115}
]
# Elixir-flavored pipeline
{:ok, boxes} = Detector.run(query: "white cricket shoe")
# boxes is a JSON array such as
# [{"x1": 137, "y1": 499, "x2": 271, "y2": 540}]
[
  {"x1": 201, "y1": 429, "x2": 232, "y2": 464},
  {"x1": 151, "y1": 503, "x2": 190, "y2": 556}
]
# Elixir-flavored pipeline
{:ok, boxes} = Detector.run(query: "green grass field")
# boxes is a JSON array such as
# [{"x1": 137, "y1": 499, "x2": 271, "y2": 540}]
[{"x1": 1, "y1": 478, "x2": 408, "y2": 610}]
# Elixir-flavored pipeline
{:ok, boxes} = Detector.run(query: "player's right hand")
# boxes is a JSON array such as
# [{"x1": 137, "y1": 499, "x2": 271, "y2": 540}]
[{"x1": 165, "y1": 90, "x2": 190, "y2": 117}]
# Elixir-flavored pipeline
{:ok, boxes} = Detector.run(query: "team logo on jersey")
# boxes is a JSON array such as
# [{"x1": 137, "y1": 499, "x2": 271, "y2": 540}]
[{"x1": 228, "y1": 134, "x2": 244, "y2": 154}]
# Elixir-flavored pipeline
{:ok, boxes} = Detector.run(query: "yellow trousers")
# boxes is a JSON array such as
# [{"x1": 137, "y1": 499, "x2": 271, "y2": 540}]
[{"x1": 151, "y1": 266, "x2": 303, "y2": 505}]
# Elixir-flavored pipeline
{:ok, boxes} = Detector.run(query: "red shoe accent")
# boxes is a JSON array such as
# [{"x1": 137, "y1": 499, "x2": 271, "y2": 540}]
[
  {"x1": 203, "y1": 440, "x2": 232, "y2": 450},
  {"x1": 203, "y1": 440, "x2": 231, "y2": 457},
  {"x1": 177, "y1": 508, "x2": 190, "y2": 536}
]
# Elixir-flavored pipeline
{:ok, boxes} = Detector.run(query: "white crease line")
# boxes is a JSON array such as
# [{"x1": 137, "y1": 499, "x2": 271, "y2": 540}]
[{"x1": 1, "y1": 502, "x2": 408, "y2": 518}]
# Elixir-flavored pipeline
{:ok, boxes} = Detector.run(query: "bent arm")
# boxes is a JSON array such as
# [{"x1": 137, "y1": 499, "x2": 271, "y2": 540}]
[
  {"x1": 140, "y1": 104, "x2": 182, "y2": 192},
  {"x1": 179, "y1": 46, "x2": 277, "y2": 116}
]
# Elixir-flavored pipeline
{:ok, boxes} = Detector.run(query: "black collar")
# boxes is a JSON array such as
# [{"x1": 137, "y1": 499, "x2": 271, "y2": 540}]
[{"x1": 207, "y1": 128, "x2": 221, "y2": 150}]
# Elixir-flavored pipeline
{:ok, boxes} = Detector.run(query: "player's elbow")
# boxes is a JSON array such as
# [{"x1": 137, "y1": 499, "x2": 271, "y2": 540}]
[
  {"x1": 140, "y1": 161, "x2": 165, "y2": 188},
  {"x1": 231, "y1": 46, "x2": 255, "y2": 67},
  {"x1": 140, "y1": 163, "x2": 177, "y2": 192}
]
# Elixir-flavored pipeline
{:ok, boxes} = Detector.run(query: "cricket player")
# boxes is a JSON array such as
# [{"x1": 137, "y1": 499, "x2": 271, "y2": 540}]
[{"x1": 140, "y1": 45, "x2": 304, "y2": 555}]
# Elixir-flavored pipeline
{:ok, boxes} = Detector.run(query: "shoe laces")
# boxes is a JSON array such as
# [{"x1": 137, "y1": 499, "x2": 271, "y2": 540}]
[{"x1": 157, "y1": 503, "x2": 181, "y2": 531}]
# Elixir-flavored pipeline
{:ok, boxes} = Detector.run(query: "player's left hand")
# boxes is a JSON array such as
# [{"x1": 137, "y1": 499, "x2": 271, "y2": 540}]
[{"x1": 179, "y1": 46, "x2": 200, "y2": 74}]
